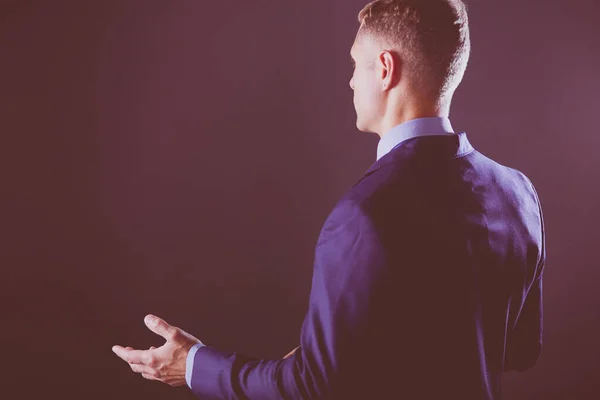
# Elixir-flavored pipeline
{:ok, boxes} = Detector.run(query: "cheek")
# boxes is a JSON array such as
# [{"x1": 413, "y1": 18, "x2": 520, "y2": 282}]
[{"x1": 354, "y1": 74, "x2": 379, "y2": 105}]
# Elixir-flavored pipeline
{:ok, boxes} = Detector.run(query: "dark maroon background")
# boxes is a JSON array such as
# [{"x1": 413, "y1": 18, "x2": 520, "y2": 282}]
[{"x1": 1, "y1": 1, "x2": 598, "y2": 399}]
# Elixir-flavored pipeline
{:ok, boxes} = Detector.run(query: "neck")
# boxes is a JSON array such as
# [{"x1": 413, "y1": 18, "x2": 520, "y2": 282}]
[{"x1": 376, "y1": 97, "x2": 451, "y2": 138}]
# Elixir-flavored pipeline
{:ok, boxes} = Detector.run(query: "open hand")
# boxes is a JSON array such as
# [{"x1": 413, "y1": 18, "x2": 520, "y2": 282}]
[{"x1": 112, "y1": 314, "x2": 202, "y2": 387}]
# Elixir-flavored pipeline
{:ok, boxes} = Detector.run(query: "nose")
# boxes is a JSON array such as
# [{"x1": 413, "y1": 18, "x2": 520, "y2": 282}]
[{"x1": 349, "y1": 77, "x2": 354, "y2": 90}]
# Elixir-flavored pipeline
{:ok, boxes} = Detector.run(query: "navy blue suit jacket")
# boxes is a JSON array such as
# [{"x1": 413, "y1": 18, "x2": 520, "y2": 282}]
[{"x1": 190, "y1": 132, "x2": 546, "y2": 399}]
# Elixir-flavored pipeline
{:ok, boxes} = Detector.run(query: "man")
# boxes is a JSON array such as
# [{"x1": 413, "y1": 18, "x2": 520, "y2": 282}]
[{"x1": 112, "y1": 0, "x2": 546, "y2": 399}]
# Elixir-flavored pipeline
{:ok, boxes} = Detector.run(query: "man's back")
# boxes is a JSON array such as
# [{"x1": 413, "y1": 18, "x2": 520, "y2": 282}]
[
  {"x1": 178, "y1": 131, "x2": 544, "y2": 400},
  {"x1": 338, "y1": 132, "x2": 545, "y2": 399}
]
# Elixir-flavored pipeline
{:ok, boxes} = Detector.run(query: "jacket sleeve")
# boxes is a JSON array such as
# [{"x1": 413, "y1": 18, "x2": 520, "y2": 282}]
[
  {"x1": 503, "y1": 271, "x2": 544, "y2": 372},
  {"x1": 504, "y1": 181, "x2": 547, "y2": 372},
  {"x1": 188, "y1": 199, "x2": 388, "y2": 399}
]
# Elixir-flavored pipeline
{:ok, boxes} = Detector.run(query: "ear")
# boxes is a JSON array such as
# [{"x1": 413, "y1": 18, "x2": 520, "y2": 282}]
[{"x1": 379, "y1": 50, "x2": 399, "y2": 88}]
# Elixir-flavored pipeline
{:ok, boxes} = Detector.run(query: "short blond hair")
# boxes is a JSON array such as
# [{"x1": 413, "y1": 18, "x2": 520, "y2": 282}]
[{"x1": 357, "y1": 0, "x2": 470, "y2": 100}]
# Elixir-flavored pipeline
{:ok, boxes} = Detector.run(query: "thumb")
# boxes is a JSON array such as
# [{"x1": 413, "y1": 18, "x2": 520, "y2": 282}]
[{"x1": 144, "y1": 314, "x2": 175, "y2": 340}]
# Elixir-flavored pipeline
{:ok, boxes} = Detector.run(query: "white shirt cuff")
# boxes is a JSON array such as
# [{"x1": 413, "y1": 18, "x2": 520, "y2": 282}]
[{"x1": 185, "y1": 343, "x2": 205, "y2": 389}]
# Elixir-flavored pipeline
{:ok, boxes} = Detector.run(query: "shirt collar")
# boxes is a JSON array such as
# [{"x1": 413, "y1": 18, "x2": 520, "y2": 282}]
[{"x1": 376, "y1": 117, "x2": 455, "y2": 161}]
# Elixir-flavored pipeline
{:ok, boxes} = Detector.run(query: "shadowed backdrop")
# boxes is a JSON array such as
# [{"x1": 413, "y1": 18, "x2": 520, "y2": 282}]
[{"x1": 1, "y1": 0, "x2": 598, "y2": 399}]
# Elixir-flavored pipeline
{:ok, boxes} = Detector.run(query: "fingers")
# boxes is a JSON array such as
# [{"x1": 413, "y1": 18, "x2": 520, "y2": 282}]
[
  {"x1": 144, "y1": 314, "x2": 178, "y2": 341},
  {"x1": 112, "y1": 346, "x2": 153, "y2": 365},
  {"x1": 130, "y1": 363, "x2": 156, "y2": 376},
  {"x1": 283, "y1": 346, "x2": 300, "y2": 359},
  {"x1": 142, "y1": 373, "x2": 159, "y2": 381}
]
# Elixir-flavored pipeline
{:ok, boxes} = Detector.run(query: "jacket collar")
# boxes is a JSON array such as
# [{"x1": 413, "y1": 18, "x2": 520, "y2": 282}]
[{"x1": 353, "y1": 131, "x2": 474, "y2": 188}]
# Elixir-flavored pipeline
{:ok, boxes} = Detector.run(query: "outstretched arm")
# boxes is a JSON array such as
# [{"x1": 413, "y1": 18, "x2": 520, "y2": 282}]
[{"x1": 188, "y1": 199, "x2": 388, "y2": 399}]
